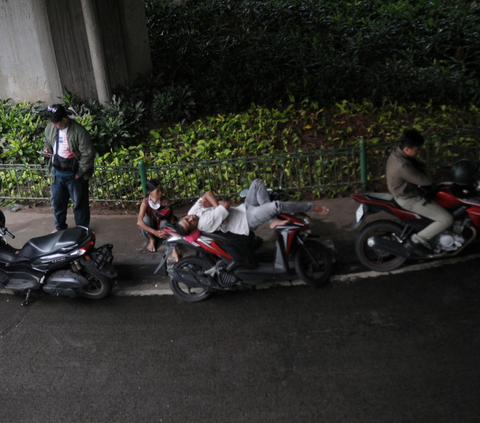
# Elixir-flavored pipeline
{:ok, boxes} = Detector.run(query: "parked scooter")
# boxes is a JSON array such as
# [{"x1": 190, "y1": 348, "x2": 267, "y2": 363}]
[
  {"x1": 0, "y1": 210, "x2": 116, "y2": 305},
  {"x1": 154, "y1": 205, "x2": 332, "y2": 302},
  {"x1": 351, "y1": 159, "x2": 480, "y2": 272}
]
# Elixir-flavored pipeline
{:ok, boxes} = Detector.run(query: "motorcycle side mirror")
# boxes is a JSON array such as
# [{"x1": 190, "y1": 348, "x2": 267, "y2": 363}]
[
  {"x1": 439, "y1": 162, "x2": 451, "y2": 169},
  {"x1": 239, "y1": 188, "x2": 249, "y2": 198}
]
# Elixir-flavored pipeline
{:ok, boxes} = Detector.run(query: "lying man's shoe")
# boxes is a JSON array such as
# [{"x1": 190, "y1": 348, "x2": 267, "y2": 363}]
[{"x1": 403, "y1": 238, "x2": 431, "y2": 256}]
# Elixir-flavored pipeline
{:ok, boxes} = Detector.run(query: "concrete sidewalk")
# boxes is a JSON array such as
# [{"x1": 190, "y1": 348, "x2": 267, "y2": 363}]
[{"x1": 1, "y1": 197, "x2": 388, "y2": 293}]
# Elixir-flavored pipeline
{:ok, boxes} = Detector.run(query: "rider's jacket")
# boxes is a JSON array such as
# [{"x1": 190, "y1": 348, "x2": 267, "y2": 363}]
[{"x1": 386, "y1": 147, "x2": 433, "y2": 199}]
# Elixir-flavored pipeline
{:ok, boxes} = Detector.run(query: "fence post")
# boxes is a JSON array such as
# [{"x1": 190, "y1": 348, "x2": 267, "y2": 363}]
[
  {"x1": 139, "y1": 160, "x2": 147, "y2": 197},
  {"x1": 360, "y1": 138, "x2": 367, "y2": 190}
]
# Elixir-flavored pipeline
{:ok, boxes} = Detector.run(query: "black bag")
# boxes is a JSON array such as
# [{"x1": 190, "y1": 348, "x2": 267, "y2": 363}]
[{"x1": 52, "y1": 130, "x2": 78, "y2": 173}]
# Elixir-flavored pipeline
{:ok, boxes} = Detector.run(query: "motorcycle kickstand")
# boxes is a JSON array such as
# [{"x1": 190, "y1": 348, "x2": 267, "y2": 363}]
[
  {"x1": 21, "y1": 289, "x2": 32, "y2": 307},
  {"x1": 398, "y1": 225, "x2": 413, "y2": 242}
]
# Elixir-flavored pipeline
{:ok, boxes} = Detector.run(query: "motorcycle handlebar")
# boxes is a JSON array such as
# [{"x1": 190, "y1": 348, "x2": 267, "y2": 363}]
[{"x1": 1, "y1": 228, "x2": 15, "y2": 239}]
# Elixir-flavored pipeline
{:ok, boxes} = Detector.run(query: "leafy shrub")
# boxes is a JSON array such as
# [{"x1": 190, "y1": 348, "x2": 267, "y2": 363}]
[
  {"x1": 145, "y1": 0, "x2": 480, "y2": 115},
  {"x1": 62, "y1": 91, "x2": 146, "y2": 153},
  {"x1": 1, "y1": 96, "x2": 479, "y2": 167},
  {"x1": 0, "y1": 94, "x2": 147, "y2": 164},
  {"x1": 0, "y1": 100, "x2": 44, "y2": 164},
  {"x1": 151, "y1": 85, "x2": 196, "y2": 122},
  {"x1": 139, "y1": 99, "x2": 480, "y2": 165}
]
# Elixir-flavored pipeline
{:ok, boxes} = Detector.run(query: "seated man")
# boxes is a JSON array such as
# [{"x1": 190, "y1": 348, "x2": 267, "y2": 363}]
[
  {"x1": 175, "y1": 179, "x2": 329, "y2": 236},
  {"x1": 386, "y1": 129, "x2": 453, "y2": 255}
]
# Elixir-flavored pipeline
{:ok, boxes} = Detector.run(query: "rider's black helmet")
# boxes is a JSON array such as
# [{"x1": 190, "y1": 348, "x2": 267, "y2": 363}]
[{"x1": 451, "y1": 159, "x2": 478, "y2": 185}]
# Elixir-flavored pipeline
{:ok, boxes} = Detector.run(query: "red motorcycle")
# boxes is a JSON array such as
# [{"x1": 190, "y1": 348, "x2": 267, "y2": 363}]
[
  {"x1": 351, "y1": 160, "x2": 480, "y2": 271},
  {"x1": 154, "y1": 212, "x2": 332, "y2": 302}
]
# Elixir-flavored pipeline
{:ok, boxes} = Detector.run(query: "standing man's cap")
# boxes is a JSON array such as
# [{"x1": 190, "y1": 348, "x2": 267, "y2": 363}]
[{"x1": 45, "y1": 104, "x2": 69, "y2": 123}]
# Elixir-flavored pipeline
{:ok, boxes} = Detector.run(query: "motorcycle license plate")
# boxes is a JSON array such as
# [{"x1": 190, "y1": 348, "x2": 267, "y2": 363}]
[
  {"x1": 92, "y1": 244, "x2": 113, "y2": 270},
  {"x1": 355, "y1": 204, "x2": 365, "y2": 222}
]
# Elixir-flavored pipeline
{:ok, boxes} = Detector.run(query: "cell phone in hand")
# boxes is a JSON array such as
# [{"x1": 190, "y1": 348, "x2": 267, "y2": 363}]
[{"x1": 37, "y1": 151, "x2": 53, "y2": 157}]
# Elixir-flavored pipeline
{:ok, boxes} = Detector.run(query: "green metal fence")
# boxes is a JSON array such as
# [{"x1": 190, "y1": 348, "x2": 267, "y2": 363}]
[
  {"x1": 142, "y1": 144, "x2": 364, "y2": 201},
  {"x1": 1, "y1": 128, "x2": 479, "y2": 203},
  {"x1": 0, "y1": 164, "x2": 144, "y2": 203}
]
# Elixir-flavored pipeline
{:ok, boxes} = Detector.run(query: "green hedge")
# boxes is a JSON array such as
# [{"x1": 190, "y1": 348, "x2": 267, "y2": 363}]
[
  {"x1": 145, "y1": 0, "x2": 480, "y2": 114},
  {"x1": 2, "y1": 98, "x2": 480, "y2": 167}
]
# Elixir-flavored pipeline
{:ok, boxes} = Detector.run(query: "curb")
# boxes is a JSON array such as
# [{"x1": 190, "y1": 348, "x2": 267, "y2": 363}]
[{"x1": 3, "y1": 252, "x2": 479, "y2": 299}]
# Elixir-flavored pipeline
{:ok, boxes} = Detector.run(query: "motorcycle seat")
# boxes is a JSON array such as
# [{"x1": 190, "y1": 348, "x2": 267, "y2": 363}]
[
  {"x1": 0, "y1": 244, "x2": 30, "y2": 264},
  {"x1": 364, "y1": 192, "x2": 402, "y2": 207},
  {"x1": 365, "y1": 192, "x2": 394, "y2": 202},
  {"x1": 19, "y1": 227, "x2": 88, "y2": 259},
  {"x1": 203, "y1": 231, "x2": 253, "y2": 244}
]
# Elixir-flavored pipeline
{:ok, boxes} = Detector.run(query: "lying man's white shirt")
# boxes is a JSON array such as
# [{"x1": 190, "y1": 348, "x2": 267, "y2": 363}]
[{"x1": 188, "y1": 199, "x2": 249, "y2": 235}]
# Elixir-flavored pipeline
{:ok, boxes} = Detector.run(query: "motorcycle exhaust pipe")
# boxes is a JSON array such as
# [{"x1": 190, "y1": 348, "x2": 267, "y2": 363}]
[
  {"x1": 368, "y1": 236, "x2": 411, "y2": 258},
  {"x1": 167, "y1": 268, "x2": 214, "y2": 287}
]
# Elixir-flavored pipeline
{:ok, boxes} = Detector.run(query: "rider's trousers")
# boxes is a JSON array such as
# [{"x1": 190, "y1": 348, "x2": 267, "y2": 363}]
[{"x1": 396, "y1": 195, "x2": 453, "y2": 243}]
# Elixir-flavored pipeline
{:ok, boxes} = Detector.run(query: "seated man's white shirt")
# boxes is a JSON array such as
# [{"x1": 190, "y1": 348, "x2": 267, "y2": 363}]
[{"x1": 188, "y1": 199, "x2": 249, "y2": 235}]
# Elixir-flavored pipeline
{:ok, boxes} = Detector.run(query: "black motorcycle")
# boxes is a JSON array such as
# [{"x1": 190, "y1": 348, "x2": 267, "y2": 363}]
[{"x1": 0, "y1": 210, "x2": 116, "y2": 305}]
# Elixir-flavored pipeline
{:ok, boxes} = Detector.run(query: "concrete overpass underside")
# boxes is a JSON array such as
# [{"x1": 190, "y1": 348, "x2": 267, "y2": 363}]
[{"x1": 0, "y1": 0, "x2": 152, "y2": 104}]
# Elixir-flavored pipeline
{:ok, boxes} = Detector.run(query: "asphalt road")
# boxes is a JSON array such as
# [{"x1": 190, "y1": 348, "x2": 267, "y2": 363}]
[{"x1": 1, "y1": 261, "x2": 479, "y2": 423}]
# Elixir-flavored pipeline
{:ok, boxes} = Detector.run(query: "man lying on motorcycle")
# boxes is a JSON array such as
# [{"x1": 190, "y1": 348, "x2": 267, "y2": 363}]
[
  {"x1": 175, "y1": 179, "x2": 329, "y2": 236},
  {"x1": 386, "y1": 129, "x2": 453, "y2": 255}
]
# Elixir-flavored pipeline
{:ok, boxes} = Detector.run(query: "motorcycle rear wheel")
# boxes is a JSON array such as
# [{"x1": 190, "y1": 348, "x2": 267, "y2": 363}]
[
  {"x1": 169, "y1": 257, "x2": 212, "y2": 303},
  {"x1": 355, "y1": 220, "x2": 406, "y2": 272},
  {"x1": 80, "y1": 269, "x2": 113, "y2": 299},
  {"x1": 294, "y1": 240, "x2": 332, "y2": 287}
]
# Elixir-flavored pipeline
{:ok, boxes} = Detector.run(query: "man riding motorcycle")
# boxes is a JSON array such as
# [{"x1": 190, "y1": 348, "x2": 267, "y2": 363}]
[{"x1": 386, "y1": 129, "x2": 453, "y2": 255}]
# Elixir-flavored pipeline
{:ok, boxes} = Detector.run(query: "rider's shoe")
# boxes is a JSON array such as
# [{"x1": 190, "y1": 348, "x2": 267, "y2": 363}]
[{"x1": 403, "y1": 238, "x2": 431, "y2": 256}]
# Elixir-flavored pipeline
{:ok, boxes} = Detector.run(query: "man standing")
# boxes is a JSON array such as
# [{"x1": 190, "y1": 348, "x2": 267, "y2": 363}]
[
  {"x1": 176, "y1": 179, "x2": 329, "y2": 236},
  {"x1": 44, "y1": 104, "x2": 95, "y2": 231},
  {"x1": 386, "y1": 129, "x2": 453, "y2": 255}
]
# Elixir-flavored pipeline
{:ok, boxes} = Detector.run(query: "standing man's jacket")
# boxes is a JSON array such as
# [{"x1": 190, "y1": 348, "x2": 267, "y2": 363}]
[
  {"x1": 386, "y1": 147, "x2": 433, "y2": 199},
  {"x1": 44, "y1": 120, "x2": 95, "y2": 181}
]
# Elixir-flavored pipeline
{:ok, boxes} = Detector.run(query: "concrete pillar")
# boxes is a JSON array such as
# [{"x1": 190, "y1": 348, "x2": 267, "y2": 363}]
[
  {"x1": 0, "y1": 0, "x2": 63, "y2": 103},
  {"x1": 44, "y1": 0, "x2": 97, "y2": 101},
  {"x1": 0, "y1": 0, "x2": 152, "y2": 104},
  {"x1": 80, "y1": 0, "x2": 112, "y2": 105}
]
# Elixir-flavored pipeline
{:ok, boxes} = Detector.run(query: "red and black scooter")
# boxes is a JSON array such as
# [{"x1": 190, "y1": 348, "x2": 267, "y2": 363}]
[
  {"x1": 154, "y1": 211, "x2": 332, "y2": 302},
  {"x1": 351, "y1": 160, "x2": 480, "y2": 272},
  {"x1": 0, "y1": 210, "x2": 116, "y2": 305}
]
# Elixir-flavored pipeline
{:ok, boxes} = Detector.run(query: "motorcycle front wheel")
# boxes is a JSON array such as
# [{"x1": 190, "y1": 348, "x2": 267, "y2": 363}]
[
  {"x1": 80, "y1": 269, "x2": 113, "y2": 299},
  {"x1": 294, "y1": 240, "x2": 332, "y2": 287},
  {"x1": 355, "y1": 220, "x2": 406, "y2": 272},
  {"x1": 169, "y1": 257, "x2": 212, "y2": 303}
]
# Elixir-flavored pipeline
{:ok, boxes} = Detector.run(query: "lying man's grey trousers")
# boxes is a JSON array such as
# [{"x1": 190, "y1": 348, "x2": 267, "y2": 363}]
[
  {"x1": 396, "y1": 195, "x2": 453, "y2": 244},
  {"x1": 245, "y1": 179, "x2": 315, "y2": 230}
]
